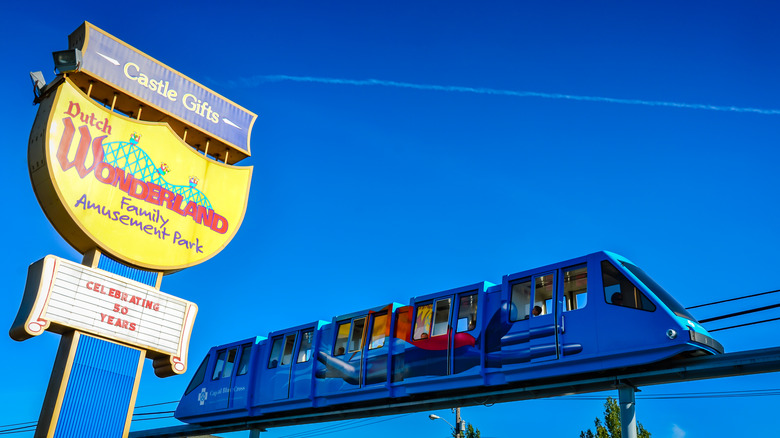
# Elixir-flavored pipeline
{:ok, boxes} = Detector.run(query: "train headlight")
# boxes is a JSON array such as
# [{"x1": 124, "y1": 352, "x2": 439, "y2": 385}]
[{"x1": 666, "y1": 329, "x2": 678, "y2": 339}]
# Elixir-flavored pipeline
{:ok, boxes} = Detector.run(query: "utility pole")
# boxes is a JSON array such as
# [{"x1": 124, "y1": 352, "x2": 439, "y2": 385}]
[{"x1": 454, "y1": 407, "x2": 462, "y2": 438}]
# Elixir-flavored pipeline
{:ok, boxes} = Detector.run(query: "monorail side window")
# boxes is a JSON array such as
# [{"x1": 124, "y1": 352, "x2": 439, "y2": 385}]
[
  {"x1": 349, "y1": 318, "x2": 366, "y2": 352},
  {"x1": 432, "y1": 299, "x2": 451, "y2": 336},
  {"x1": 510, "y1": 279, "x2": 531, "y2": 321},
  {"x1": 457, "y1": 294, "x2": 478, "y2": 332},
  {"x1": 602, "y1": 261, "x2": 656, "y2": 312},
  {"x1": 413, "y1": 303, "x2": 433, "y2": 340},
  {"x1": 298, "y1": 330, "x2": 313, "y2": 363},
  {"x1": 281, "y1": 333, "x2": 297, "y2": 365},
  {"x1": 534, "y1": 274, "x2": 555, "y2": 316},
  {"x1": 334, "y1": 322, "x2": 350, "y2": 355},
  {"x1": 563, "y1": 265, "x2": 587, "y2": 311},
  {"x1": 369, "y1": 312, "x2": 388, "y2": 350},
  {"x1": 222, "y1": 348, "x2": 237, "y2": 378},
  {"x1": 184, "y1": 354, "x2": 209, "y2": 395},
  {"x1": 237, "y1": 344, "x2": 252, "y2": 376},
  {"x1": 212, "y1": 350, "x2": 226, "y2": 380},
  {"x1": 268, "y1": 337, "x2": 283, "y2": 368}
]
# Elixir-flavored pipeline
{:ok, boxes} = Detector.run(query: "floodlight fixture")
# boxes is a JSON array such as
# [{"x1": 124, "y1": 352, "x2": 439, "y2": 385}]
[
  {"x1": 30, "y1": 71, "x2": 49, "y2": 104},
  {"x1": 52, "y1": 48, "x2": 82, "y2": 74}
]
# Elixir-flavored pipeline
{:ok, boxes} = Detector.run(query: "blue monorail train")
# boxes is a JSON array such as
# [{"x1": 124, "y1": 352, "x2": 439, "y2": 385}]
[{"x1": 175, "y1": 251, "x2": 723, "y2": 423}]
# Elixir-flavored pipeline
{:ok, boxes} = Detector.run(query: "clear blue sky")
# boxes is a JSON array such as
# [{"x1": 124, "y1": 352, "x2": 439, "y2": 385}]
[{"x1": 3, "y1": 1, "x2": 780, "y2": 437}]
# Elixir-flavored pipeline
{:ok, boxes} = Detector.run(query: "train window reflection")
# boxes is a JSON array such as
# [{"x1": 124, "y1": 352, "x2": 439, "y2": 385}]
[
  {"x1": 334, "y1": 322, "x2": 350, "y2": 355},
  {"x1": 413, "y1": 303, "x2": 433, "y2": 340},
  {"x1": 268, "y1": 337, "x2": 282, "y2": 369},
  {"x1": 237, "y1": 344, "x2": 252, "y2": 375},
  {"x1": 510, "y1": 279, "x2": 531, "y2": 321},
  {"x1": 602, "y1": 261, "x2": 656, "y2": 312},
  {"x1": 457, "y1": 294, "x2": 478, "y2": 332},
  {"x1": 369, "y1": 312, "x2": 388, "y2": 349},
  {"x1": 298, "y1": 330, "x2": 313, "y2": 363},
  {"x1": 212, "y1": 349, "x2": 226, "y2": 380},
  {"x1": 281, "y1": 334, "x2": 296, "y2": 365},
  {"x1": 349, "y1": 318, "x2": 366, "y2": 352},
  {"x1": 432, "y1": 299, "x2": 451, "y2": 336},
  {"x1": 563, "y1": 265, "x2": 587, "y2": 311}
]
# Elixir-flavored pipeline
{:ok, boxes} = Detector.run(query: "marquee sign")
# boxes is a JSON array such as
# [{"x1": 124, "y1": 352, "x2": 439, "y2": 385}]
[
  {"x1": 29, "y1": 79, "x2": 252, "y2": 272},
  {"x1": 68, "y1": 22, "x2": 255, "y2": 155},
  {"x1": 10, "y1": 255, "x2": 197, "y2": 376}
]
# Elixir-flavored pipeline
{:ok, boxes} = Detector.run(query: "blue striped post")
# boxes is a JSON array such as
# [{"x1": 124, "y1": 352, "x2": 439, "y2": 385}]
[{"x1": 36, "y1": 251, "x2": 161, "y2": 438}]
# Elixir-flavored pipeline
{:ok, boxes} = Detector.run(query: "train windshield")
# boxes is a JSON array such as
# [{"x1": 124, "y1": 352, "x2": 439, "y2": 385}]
[{"x1": 621, "y1": 262, "x2": 696, "y2": 320}]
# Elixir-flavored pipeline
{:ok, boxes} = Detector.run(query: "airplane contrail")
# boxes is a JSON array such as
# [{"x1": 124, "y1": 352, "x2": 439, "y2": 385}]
[{"x1": 228, "y1": 74, "x2": 780, "y2": 116}]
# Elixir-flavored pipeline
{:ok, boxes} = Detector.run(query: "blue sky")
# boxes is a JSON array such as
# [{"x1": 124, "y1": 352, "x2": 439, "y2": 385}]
[{"x1": 3, "y1": 1, "x2": 780, "y2": 437}]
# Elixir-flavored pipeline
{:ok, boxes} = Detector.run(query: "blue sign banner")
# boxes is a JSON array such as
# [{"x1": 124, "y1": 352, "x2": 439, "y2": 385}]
[{"x1": 70, "y1": 22, "x2": 255, "y2": 156}]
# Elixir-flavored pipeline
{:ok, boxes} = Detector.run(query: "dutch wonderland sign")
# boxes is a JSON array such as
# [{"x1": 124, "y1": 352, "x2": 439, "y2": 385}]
[
  {"x1": 11, "y1": 256, "x2": 197, "y2": 377},
  {"x1": 29, "y1": 79, "x2": 252, "y2": 272}
]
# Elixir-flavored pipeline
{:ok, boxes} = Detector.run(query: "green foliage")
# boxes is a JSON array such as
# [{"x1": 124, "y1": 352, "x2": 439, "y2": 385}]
[
  {"x1": 452, "y1": 422, "x2": 480, "y2": 438},
  {"x1": 580, "y1": 397, "x2": 651, "y2": 438}
]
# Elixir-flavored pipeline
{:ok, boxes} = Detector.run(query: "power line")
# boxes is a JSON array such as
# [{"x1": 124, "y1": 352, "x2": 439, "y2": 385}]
[{"x1": 687, "y1": 289, "x2": 780, "y2": 309}]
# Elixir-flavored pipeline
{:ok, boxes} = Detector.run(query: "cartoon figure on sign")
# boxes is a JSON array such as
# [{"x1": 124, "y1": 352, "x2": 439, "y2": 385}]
[
  {"x1": 189, "y1": 176, "x2": 199, "y2": 187},
  {"x1": 158, "y1": 162, "x2": 171, "y2": 176},
  {"x1": 129, "y1": 132, "x2": 141, "y2": 145}
]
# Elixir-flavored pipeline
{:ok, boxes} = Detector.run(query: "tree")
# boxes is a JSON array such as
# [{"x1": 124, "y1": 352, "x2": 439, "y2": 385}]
[
  {"x1": 580, "y1": 397, "x2": 651, "y2": 438},
  {"x1": 452, "y1": 422, "x2": 481, "y2": 438}
]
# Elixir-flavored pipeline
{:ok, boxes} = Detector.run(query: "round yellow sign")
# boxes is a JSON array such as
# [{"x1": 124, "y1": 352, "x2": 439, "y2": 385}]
[{"x1": 29, "y1": 79, "x2": 252, "y2": 272}]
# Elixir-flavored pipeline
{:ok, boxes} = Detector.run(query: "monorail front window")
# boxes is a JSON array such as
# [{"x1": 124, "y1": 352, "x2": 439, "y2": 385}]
[
  {"x1": 621, "y1": 261, "x2": 696, "y2": 320},
  {"x1": 602, "y1": 261, "x2": 656, "y2": 312},
  {"x1": 185, "y1": 354, "x2": 209, "y2": 395}
]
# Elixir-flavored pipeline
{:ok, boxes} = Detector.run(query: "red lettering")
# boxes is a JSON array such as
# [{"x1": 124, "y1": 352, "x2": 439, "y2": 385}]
[
  {"x1": 210, "y1": 213, "x2": 229, "y2": 234},
  {"x1": 112, "y1": 168, "x2": 133, "y2": 192},
  {"x1": 129, "y1": 323, "x2": 137, "y2": 331},
  {"x1": 129, "y1": 178, "x2": 149, "y2": 200},
  {"x1": 145, "y1": 183, "x2": 163, "y2": 205},
  {"x1": 94, "y1": 162, "x2": 115, "y2": 184},
  {"x1": 56, "y1": 118, "x2": 105, "y2": 178}
]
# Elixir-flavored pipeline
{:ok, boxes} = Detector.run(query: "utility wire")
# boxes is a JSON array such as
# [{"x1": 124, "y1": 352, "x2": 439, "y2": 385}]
[
  {"x1": 698, "y1": 302, "x2": 780, "y2": 323},
  {"x1": 687, "y1": 289, "x2": 780, "y2": 309}
]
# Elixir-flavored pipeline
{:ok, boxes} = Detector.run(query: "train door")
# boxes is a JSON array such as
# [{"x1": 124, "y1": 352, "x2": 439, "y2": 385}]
[
  {"x1": 210, "y1": 346, "x2": 239, "y2": 409},
  {"x1": 410, "y1": 296, "x2": 453, "y2": 378},
  {"x1": 363, "y1": 310, "x2": 390, "y2": 386},
  {"x1": 289, "y1": 329, "x2": 315, "y2": 399},
  {"x1": 331, "y1": 316, "x2": 368, "y2": 388},
  {"x1": 267, "y1": 332, "x2": 297, "y2": 400},
  {"x1": 229, "y1": 343, "x2": 253, "y2": 409},
  {"x1": 451, "y1": 291, "x2": 480, "y2": 375},
  {"x1": 529, "y1": 271, "x2": 559, "y2": 362}
]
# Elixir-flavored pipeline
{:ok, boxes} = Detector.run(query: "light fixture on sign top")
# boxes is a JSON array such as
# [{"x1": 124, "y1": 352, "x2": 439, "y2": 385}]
[
  {"x1": 52, "y1": 48, "x2": 82, "y2": 74},
  {"x1": 30, "y1": 71, "x2": 46, "y2": 103}
]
